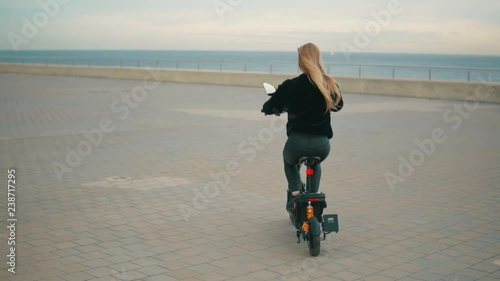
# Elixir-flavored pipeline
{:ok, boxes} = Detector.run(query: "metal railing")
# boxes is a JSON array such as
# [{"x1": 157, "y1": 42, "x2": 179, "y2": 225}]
[{"x1": 1, "y1": 56, "x2": 499, "y2": 83}]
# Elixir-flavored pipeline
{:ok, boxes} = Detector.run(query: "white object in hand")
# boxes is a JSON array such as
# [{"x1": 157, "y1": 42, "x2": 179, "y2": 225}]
[{"x1": 263, "y1": 82, "x2": 276, "y2": 94}]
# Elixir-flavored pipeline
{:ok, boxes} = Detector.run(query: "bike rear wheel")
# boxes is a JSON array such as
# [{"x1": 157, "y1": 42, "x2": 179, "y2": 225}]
[{"x1": 308, "y1": 218, "x2": 321, "y2": 256}]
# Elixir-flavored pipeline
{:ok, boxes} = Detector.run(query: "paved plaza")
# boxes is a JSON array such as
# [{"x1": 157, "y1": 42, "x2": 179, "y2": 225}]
[{"x1": 0, "y1": 73, "x2": 499, "y2": 281}]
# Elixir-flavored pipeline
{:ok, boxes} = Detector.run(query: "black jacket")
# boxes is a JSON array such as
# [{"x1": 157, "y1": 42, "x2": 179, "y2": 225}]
[{"x1": 262, "y1": 73, "x2": 343, "y2": 139}]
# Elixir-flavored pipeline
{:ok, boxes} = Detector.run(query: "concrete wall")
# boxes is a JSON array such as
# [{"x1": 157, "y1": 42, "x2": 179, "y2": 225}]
[{"x1": 1, "y1": 63, "x2": 499, "y2": 103}]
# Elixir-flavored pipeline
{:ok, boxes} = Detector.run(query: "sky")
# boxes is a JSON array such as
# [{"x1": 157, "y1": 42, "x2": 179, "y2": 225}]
[{"x1": 0, "y1": 0, "x2": 499, "y2": 55}]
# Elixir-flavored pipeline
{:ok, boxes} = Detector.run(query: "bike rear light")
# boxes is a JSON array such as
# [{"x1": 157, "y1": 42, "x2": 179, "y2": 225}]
[
  {"x1": 308, "y1": 198, "x2": 319, "y2": 202},
  {"x1": 306, "y1": 168, "x2": 314, "y2": 175}
]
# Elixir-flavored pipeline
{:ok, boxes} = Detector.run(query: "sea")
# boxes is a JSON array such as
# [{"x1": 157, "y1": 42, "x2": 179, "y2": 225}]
[{"x1": 0, "y1": 50, "x2": 499, "y2": 82}]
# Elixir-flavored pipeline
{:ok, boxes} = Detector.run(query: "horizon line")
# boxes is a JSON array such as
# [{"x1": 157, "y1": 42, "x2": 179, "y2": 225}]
[{"x1": 0, "y1": 49, "x2": 499, "y2": 57}]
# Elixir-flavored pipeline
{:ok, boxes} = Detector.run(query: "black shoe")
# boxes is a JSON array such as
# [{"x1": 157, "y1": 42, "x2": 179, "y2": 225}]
[
  {"x1": 287, "y1": 199, "x2": 296, "y2": 226},
  {"x1": 286, "y1": 190, "x2": 296, "y2": 212}
]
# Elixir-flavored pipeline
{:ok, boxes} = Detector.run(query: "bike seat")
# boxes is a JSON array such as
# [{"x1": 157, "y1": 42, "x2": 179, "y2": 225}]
[{"x1": 298, "y1": 156, "x2": 321, "y2": 166}]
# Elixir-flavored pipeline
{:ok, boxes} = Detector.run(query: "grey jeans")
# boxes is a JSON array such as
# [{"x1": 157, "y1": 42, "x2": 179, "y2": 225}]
[{"x1": 283, "y1": 134, "x2": 331, "y2": 193}]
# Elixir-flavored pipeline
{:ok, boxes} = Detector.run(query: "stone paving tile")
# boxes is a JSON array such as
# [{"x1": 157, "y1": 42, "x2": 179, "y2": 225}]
[
  {"x1": 361, "y1": 274, "x2": 396, "y2": 281},
  {"x1": 195, "y1": 271, "x2": 229, "y2": 281},
  {"x1": 396, "y1": 277, "x2": 422, "y2": 281},
  {"x1": 472, "y1": 260, "x2": 500, "y2": 274},
  {"x1": 59, "y1": 271, "x2": 95, "y2": 281},
  {"x1": 242, "y1": 269, "x2": 281, "y2": 280},
  {"x1": 148, "y1": 274, "x2": 183, "y2": 281},
  {"x1": 165, "y1": 268, "x2": 200, "y2": 279},
  {"x1": 85, "y1": 266, "x2": 114, "y2": 278},
  {"x1": 428, "y1": 260, "x2": 470, "y2": 276},
  {"x1": 58, "y1": 263, "x2": 91, "y2": 274},
  {"x1": 40, "y1": 278, "x2": 66, "y2": 281},
  {"x1": 85, "y1": 278, "x2": 113, "y2": 281},
  {"x1": 311, "y1": 277, "x2": 345, "y2": 281},
  {"x1": 113, "y1": 270, "x2": 149, "y2": 280},
  {"x1": 334, "y1": 270, "x2": 365, "y2": 281},
  {"x1": 379, "y1": 267, "x2": 413, "y2": 279},
  {"x1": 409, "y1": 270, "x2": 446, "y2": 281},
  {"x1": 0, "y1": 74, "x2": 499, "y2": 281},
  {"x1": 456, "y1": 267, "x2": 491, "y2": 280},
  {"x1": 81, "y1": 258, "x2": 115, "y2": 268}
]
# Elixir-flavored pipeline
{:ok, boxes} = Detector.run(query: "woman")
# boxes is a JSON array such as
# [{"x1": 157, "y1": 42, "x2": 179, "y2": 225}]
[{"x1": 261, "y1": 43, "x2": 343, "y2": 210}]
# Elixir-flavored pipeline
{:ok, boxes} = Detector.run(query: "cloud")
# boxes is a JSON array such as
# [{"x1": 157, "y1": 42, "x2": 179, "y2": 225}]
[{"x1": 0, "y1": 0, "x2": 498, "y2": 54}]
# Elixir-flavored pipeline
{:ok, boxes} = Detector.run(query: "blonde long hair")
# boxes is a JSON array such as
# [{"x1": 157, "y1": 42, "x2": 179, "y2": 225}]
[{"x1": 298, "y1": 43, "x2": 341, "y2": 110}]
